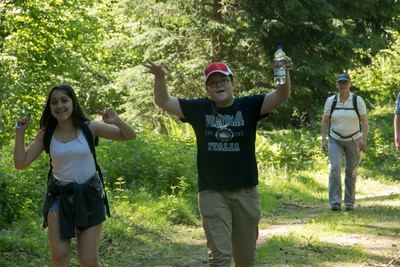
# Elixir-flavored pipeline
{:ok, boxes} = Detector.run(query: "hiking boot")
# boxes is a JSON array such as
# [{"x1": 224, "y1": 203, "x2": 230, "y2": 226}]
[
  {"x1": 331, "y1": 204, "x2": 341, "y2": 211},
  {"x1": 345, "y1": 206, "x2": 354, "y2": 211}
]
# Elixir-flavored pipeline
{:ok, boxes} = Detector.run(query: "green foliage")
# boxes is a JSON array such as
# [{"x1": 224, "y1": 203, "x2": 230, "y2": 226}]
[
  {"x1": 163, "y1": 116, "x2": 195, "y2": 141},
  {"x1": 107, "y1": 0, "x2": 400, "y2": 130},
  {"x1": 351, "y1": 30, "x2": 400, "y2": 105},
  {"x1": 97, "y1": 126, "x2": 197, "y2": 195},
  {"x1": 1, "y1": 0, "x2": 399, "y2": 144},
  {"x1": 360, "y1": 105, "x2": 399, "y2": 179},
  {"x1": 104, "y1": 188, "x2": 198, "y2": 239},
  {"x1": 255, "y1": 129, "x2": 325, "y2": 170},
  {"x1": 109, "y1": 0, "x2": 210, "y2": 131},
  {"x1": 0, "y1": 0, "x2": 121, "y2": 145},
  {"x1": 0, "y1": 215, "x2": 50, "y2": 266},
  {"x1": 155, "y1": 192, "x2": 198, "y2": 226},
  {"x1": 243, "y1": 0, "x2": 400, "y2": 127},
  {"x1": 0, "y1": 144, "x2": 48, "y2": 226}
]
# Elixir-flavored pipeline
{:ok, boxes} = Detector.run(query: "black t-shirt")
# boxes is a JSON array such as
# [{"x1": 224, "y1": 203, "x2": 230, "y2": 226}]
[{"x1": 178, "y1": 95, "x2": 268, "y2": 192}]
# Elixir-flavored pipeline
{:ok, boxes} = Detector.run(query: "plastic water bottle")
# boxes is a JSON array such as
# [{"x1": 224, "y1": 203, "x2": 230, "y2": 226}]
[{"x1": 274, "y1": 46, "x2": 286, "y2": 85}]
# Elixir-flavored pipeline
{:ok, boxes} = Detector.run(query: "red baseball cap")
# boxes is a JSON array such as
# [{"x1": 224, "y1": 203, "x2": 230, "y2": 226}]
[{"x1": 204, "y1": 62, "x2": 233, "y2": 84}]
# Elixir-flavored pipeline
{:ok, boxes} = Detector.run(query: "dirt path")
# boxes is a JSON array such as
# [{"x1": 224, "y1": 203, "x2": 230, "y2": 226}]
[{"x1": 256, "y1": 187, "x2": 400, "y2": 266}]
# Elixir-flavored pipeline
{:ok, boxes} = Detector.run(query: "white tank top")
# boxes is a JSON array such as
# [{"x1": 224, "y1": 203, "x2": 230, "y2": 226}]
[{"x1": 50, "y1": 131, "x2": 96, "y2": 184}]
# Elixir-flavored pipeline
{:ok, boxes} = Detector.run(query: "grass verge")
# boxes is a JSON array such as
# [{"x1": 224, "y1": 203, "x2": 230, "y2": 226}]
[{"x1": 1, "y1": 165, "x2": 399, "y2": 267}]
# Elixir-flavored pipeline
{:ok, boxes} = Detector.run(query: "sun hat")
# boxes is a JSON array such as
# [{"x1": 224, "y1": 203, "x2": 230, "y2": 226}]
[
  {"x1": 337, "y1": 73, "x2": 351, "y2": 82},
  {"x1": 204, "y1": 62, "x2": 233, "y2": 84}
]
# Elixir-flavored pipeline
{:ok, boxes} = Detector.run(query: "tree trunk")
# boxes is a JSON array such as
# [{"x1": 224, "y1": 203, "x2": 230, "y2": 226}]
[{"x1": 210, "y1": 0, "x2": 221, "y2": 62}]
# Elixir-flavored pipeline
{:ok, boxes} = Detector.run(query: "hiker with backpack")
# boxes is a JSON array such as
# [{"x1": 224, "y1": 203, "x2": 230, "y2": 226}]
[
  {"x1": 14, "y1": 84, "x2": 136, "y2": 267},
  {"x1": 320, "y1": 73, "x2": 368, "y2": 212}
]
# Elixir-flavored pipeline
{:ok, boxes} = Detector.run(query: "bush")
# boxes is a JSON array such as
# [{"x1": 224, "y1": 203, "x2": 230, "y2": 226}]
[
  {"x1": 96, "y1": 126, "x2": 198, "y2": 195},
  {"x1": 0, "y1": 144, "x2": 48, "y2": 226},
  {"x1": 361, "y1": 104, "x2": 399, "y2": 179},
  {"x1": 255, "y1": 129, "x2": 325, "y2": 170}
]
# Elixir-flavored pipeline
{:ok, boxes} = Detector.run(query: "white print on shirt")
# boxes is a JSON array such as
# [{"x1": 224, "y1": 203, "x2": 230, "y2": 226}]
[
  {"x1": 208, "y1": 142, "x2": 240, "y2": 152},
  {"x1": 205, "y1": 111, "x2": 244, "y2": 152},
  {"x1": 205, "y1": 112, "x2": 245, "y2": 127},
  {"x1": 205, "y1": 131, "x2": 244, "y2": 137}
]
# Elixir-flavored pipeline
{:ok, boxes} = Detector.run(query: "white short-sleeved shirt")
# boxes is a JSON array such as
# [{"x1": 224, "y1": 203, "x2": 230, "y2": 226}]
[{"x1": 324, "y1": 92, "x2": 367, "y2": 141}]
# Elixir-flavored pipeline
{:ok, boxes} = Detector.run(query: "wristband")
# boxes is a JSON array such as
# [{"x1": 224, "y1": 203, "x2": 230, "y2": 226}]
[{"x1": 16, "y1": 122, "x2": 26, "y2": 128}]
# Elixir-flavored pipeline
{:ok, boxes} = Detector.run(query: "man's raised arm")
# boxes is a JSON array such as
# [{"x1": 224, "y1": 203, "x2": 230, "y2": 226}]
[{"x1": 142, "y1": 59, "x2": 184, "y2": 118}]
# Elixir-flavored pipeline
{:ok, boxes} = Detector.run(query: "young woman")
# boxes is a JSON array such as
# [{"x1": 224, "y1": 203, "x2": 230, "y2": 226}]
[{"x1": 14, "y1": 84, "x2": 136, "y2": 267}]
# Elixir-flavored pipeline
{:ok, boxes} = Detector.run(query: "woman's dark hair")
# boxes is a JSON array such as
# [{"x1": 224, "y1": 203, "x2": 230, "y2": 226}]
[{"x1": 40, "y1": 84, "x2": 98, "y2": 153}]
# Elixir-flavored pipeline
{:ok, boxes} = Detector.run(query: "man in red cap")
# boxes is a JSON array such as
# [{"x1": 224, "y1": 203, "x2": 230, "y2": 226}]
[{"x1": 143, "y1": 57, "x2": 292, "y2": 267}]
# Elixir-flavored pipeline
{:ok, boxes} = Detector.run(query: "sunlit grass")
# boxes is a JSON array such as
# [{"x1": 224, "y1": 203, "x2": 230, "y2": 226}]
[{"x1": 2, "y1": 157, "x2": 399, "y2": 266}]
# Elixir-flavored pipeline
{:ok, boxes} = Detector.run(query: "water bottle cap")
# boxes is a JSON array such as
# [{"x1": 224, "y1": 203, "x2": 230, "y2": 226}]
[{"x1": 277, "y1": 46, "x2": 283, "y2": 49}]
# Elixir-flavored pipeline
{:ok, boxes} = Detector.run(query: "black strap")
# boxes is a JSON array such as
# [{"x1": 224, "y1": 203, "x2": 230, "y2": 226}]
[
  {"x1": 81, "y1": 124, "x2": 110, "y2": 217},
  {"x1": 44, "y1": 124, "x2": 110, "y2": 217},
  {"x1": 330, "y1": 128, "x2": 359, "y2": 139},
  {"x1": 328, "y1": 93, "x2": 361, "y2": 139},
  {"x1": 44, "y1": 128, "x2": 55, "y2": 185}
]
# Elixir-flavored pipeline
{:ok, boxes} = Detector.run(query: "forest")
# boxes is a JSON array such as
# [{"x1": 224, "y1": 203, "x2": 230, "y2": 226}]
[{"x1": 1, "y1": 0, "x2": 400, "y2": 266}]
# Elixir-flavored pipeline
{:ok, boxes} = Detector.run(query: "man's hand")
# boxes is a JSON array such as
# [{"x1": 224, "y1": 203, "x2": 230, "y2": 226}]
[
  {"x1": 142, "y1": 59, "x2": 168, "y2": 76},
  {"x1": 273, "y1": 56, "x2": 293, "y2": 71},
  {"x1": 283, "y1": 56, "x2": 293, "y2": 71}
]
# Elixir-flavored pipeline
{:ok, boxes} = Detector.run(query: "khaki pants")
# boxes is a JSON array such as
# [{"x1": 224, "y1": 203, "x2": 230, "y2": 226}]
[{"x1": 198, "y1": 186, "x2": 261, "y2": 267}]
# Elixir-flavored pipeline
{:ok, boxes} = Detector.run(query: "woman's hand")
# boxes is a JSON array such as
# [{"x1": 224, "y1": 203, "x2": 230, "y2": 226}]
[
  {"x1": 15, "y1": 113, "x2": 31, "y2": 132},
  {"x1": 322, "y1": 139, "x2": 328, "y2": 152},
  {"x1": 96, "y1": 108, "x2": 120, "y2": 125}
]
